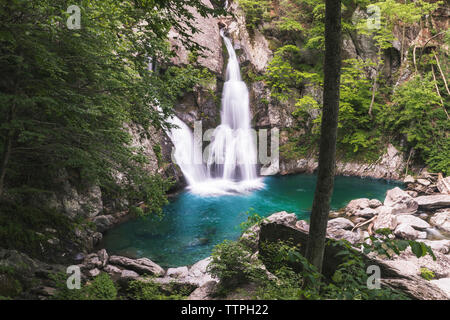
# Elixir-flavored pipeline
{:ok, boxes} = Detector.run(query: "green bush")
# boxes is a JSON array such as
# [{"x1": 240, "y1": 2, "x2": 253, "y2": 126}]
[
  {"x1": 210, "y1": 237, "x2": 410, "y2": 300},
  {"x1": 126, "y1": 279, "x2": 190, "y2": 300},
  {"x1": 208, "y1": 240, "x2": 267, "y2": 291},
  {"x1": 51, "y1": 272, "x2": 117, "y2": 300}
]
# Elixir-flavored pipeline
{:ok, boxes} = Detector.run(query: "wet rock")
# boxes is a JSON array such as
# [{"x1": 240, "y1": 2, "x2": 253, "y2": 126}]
[
  {"x1": 328, "y1": 211, "x2": 341, "y2": 219},
  {"x1": 384, "y1": 187, "x2": 418, "y2": 214},
  {"x1": 74, "y1": 253, "x2": 85, "y2": 263},
  {"x1": 92, "y1": 232, "x2": 103, "y2": 246}
]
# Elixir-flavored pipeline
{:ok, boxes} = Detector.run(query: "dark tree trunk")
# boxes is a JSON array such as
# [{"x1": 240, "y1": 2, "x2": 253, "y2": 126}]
[
  {"x1": 305, "y1": 0, "x2": 342, "y2": 273},
  {"x1": 0, "y1": 119, "x2": 13, "y2": 199}
]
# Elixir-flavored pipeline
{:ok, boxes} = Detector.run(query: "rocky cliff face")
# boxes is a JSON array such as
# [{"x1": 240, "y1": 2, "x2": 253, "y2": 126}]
[{"x1": 166, "y1": 0, "x2": 419, "y2": 180}]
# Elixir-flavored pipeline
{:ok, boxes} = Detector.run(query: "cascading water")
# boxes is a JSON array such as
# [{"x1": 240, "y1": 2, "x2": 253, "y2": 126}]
[
  {"x1": 165, "y1": 114, "x2": 206, "y2": 186},
  {"x1": 165, "y1": 28, "x2": 264, "y2": 196}
]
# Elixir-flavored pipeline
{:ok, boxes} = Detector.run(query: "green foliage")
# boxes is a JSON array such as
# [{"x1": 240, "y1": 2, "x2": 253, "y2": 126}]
[
  {"x1": 382, "y1": 74, "x2": 449, "y2": 175},
  {"x1": 265, "y1": 45, "x2": 319, "y2": 101},
  {"x1": 239, "y1": 209, "x2": 264, "y2": 232},
  {"x1": 210, "y1": 237, "x2": 408, "y2": 300},
  {"x1": 361, "y1": 228, "x2": 436, "y2": 260},
  {"x1": 0, "y1": 266, "x2": 23, "y2": 298},
  {"x1": 237, "y1": 0, "x2": 271, "y2": 32},
  {"x1": 51, "y1": 272, "x2": 117, "y2": 300},
  {"x1": 208, "y1": 240, "x2": 267, "y2": 291},
  {"x1": 0, "y1": 202, "x2": 75, "y2": 258},
  {"x1": 323, "y1": 240, "x2": 408, "y2": 300},
  {"x1": 0, "y1": 0, "x2": 221, "y2": 222},
  {"x1": 260, "y1": 0, "x2": 447, "y2": 170},
  {"x1": 126, "y1": 278, "x2": 190, "y2": 300},
  {"x1": 420, "y1": 267, "x2": 435, "y2": 281}
]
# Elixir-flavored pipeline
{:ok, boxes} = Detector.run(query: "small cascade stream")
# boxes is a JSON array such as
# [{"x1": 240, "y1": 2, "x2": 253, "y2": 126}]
[{"x1": 165, "y1": 28, "x2": 263, "y2": 196}]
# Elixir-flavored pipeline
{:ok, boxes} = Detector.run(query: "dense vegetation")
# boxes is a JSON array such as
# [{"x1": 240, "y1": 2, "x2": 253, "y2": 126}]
[
  {"x1": 207, "y1": 213, "x2": 435, "y2": 300},
  {"x1": 0, "y1": 0, "x2": 223, "y2": 257},
  {"x1": 239, "y1": 0, "x2": 449, "y2": 173}
]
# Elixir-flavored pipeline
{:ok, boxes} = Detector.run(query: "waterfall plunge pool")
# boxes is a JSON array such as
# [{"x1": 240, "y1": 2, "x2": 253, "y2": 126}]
[{"x1": 100, "y1": 174, "x2": 401, "y2": 268}]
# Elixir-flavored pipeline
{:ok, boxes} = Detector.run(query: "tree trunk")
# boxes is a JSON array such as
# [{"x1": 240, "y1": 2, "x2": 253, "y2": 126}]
[
  {"x1": 0, "y1": 105, "x2": 15, "y2": 199},
  {"x1": 305, "y1": 0, "x2": 342, "y2": 273}
]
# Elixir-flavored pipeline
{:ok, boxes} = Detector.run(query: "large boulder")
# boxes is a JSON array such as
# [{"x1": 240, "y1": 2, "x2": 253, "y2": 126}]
[
  {"x1": 327, "y1": 217, "x2": 355, "y2": 230},
  {"x1": 373, "y1": 209, "x2": 398, "y2": 231},
  {"x1": 188, "y1": 280, "x2": 218, "y2": 300},
  {"x1": 396, "y1": 215, "x2": 430, "y2": 230},
  {"x1": 326, "y1": 228, "x2": 362, "y2": 245},
  {"x1": 109, "y1": 256, "x2": 165, "y2": 277},
  {"x1": 384, "y1": 187, "x2": 418, "y2": 214},
  {"x1": 345, "y1": 198, "x2": 370, "y2": 216},
  {"x1": 345, "y1": 198, "x2": 377, "y2": 218},
  {"x1": 167, "y1": 266, "x2": 189, "y2": 279},
  {"x1": 437, "y1": 175, "x2": 450, "y2": 195},
  {"x1": 430, "y1": 210, "x2": 450, "y2": 233},
  {"x1": 394, "y1": 223, "x2": 419, "y2": 240},
  {"x1": 416, "y1": 195, "x2": 450, "y2": 210}
]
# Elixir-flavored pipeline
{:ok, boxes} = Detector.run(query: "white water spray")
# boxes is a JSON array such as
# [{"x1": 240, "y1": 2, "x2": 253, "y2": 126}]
[{"x1": 165, "y1": 29, "x2": 263, "y2": 196}]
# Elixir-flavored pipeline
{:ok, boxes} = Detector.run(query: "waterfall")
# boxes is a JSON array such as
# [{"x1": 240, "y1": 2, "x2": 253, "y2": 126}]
[
  {"x1": 165, "y1": 29, "x2": 264, "y2": 196},
  {"x1": 165, "y1": 114, "x2": 206, "y2": 186}
]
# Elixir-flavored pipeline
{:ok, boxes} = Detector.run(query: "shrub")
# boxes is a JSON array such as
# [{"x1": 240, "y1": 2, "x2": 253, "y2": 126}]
[{"x1": 51, "y1": 272, "x2": 117, "y2": 300}]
